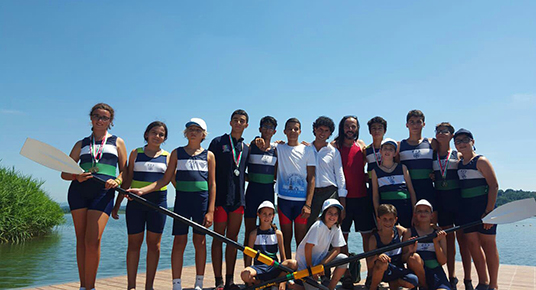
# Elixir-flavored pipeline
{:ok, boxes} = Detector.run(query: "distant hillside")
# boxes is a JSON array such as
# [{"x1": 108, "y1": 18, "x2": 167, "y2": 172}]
[{"x1": 497, "y1": 189, "x2": 536, "y2": 207}]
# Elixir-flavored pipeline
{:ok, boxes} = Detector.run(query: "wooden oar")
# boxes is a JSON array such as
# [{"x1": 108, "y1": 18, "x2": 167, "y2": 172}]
[
  {"x1": 249, "y1": 197, "x2": 536, "y2": 290},
  {"x1": 20, "y1": 137, "x2": 328, "y2": 290}
]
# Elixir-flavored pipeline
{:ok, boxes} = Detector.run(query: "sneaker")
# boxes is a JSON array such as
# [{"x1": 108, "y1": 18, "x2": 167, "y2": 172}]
[
  {"x1": 215, "y1": 284, "x2": 224, "y2": 290},
  {"x1": 225, "y1": 284, "x2": 241, "y2": 290},
  {"x1": 450, "y1": 277, "x2": 459, "y2": 290},
  {"x1": 195, "y1": 286, "x2": 203, "y2": 290},
  {"x1": 475, "y1": 284, "x2": 489, "y2": 290},
  {"x1": 464, "y1": 280, "x2": 474, "y2": 290}
]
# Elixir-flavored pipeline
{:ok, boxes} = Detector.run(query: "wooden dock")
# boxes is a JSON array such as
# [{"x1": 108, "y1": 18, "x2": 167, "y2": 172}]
[{"x1": 27, "y1": 261, "x2": 536, "y2": 290}]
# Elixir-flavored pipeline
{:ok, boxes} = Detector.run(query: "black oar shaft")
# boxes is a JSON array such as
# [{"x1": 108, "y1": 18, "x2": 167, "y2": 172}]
[{"x1": 92, "y1": 176, "x2": 328, "y2": 290}]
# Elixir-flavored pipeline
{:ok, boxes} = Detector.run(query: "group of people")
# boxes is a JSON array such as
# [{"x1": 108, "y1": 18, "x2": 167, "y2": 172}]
[{"x1": 63, "y1": 103, "x2": 499, "y2": 290}]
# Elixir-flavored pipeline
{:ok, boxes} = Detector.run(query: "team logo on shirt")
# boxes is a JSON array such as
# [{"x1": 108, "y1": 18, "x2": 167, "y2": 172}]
[
  {"x1": 261, "y1": 155, "x2": 270, "y2": 164},
  {"x1": 222, "y1": 145, "x2": 230, "y2": 152},
  {"x1": 412, "y1": 149, "x2": 421, "y2": 158},
  {"x1": 387, "y1": 176, "x2": 396, "y2": 185},
  {"x1": 459, "y1": 169, "x2": 467, "y2": 179},
  {"x1": 147, "y1": 163, "x2": 155, "y2": 171}
]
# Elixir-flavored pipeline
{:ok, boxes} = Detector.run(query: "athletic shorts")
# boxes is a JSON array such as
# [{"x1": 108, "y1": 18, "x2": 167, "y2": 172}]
[
  {"x1": 277, "y1": 197, "x2": 307, "y2": 225},
  {"x1": 380, "y1": 198, "x2": 412, "y2": 229},
  {"x1": 245, "y1": 182, "x2": 275, "y2": 218},
  {"x1": 461, "y1": 195, "x2": 497, "y2": 235},
  {"x1": 214, "y1": 205, "x2": 244, "y2": 223},
  {"x1": 425, "y1": 266, "x2": 451, "y2": 290},
  {"x1": 68, "y1": 176, "x2": 115, "y2": 215},
  {"x1": 173, "y1": 191, "x2": 208, "y2": 235},
  {"x1": 436, "y1": 190, "x2": 462, "y2": 227},
  {"x1": 412, "y1": 179, "x2": 437, "y2": 209},
  {"x1": 382, "y1": 263, "x2": 418, "y2": 287},
  {"x1": 307, "y1": 186, "x2": 338, "y2": 230},
  {"x1": 250, "y1": 264, "x2": 283, "y2": 282},
  {"x1": 341, "y1": 196, "x2": 376, "y2": 234},
  {"x1": 126, "y1": 191, "x2": 167, "y2": 235}
]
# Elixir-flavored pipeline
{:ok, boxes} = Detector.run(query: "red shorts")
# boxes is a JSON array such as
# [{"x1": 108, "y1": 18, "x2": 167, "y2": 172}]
[{"x1": 214, "y1": 205, "x2": 244, "y2": 223}]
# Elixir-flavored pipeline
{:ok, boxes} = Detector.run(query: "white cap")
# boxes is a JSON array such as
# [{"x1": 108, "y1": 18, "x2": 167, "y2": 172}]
[
  {"x1": 381, "y1": 138, "x2": 398, "y2": 150},
  {"x1": 186, "y1": 118, "x2": 207, "y2": 131},
  {"x1": 415, "y1": 199, "x2": 433, "y2": 212},
  {"x1": 257, "y1": 200, "x2": 275, "y2": 212},
  {"x1": 321, "y1": 198, "x2": 344, "y2": 213}
]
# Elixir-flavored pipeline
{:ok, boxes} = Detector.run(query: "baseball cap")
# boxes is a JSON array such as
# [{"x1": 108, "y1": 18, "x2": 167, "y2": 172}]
[
  {"x1": 415, "y1": 199, "x2": 433, "y2": 212},
  {"x1": 453, "y1": 128, "x2": 473, "y2": 140},
  {"x1": 322, "y1": 199, "x2": 344, "y2": 213},
  {"x1": 381, "y1": 138, "x2": 398, "y2": 151},
  {"x1": 258, "y1": 200, "x2": 275, "y2": 212},
  {"x1": 185, "y1": 118, "x2": 207, "y2": 131}
]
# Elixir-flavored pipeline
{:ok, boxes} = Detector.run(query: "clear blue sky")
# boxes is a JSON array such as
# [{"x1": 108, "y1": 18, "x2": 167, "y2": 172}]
[{"x1": 1, "y1": 1, "x2": 535, "y2": 203}]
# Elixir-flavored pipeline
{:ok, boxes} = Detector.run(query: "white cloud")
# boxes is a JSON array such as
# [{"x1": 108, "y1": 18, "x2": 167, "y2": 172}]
[{"x1": 0, "y1": 109, "x2": 25, "y2": 115}]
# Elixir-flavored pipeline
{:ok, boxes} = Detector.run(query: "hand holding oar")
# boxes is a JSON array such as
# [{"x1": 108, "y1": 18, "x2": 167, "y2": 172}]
[
  {"x1": 248, "y1": 198, "x2": 536, "y2": 290},
  {"x1": 20, "y1": 138, "x2": 329, "y2": 290}
]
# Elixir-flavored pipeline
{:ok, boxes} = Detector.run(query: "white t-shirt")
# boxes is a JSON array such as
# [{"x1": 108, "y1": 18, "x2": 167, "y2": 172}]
[
  {"x1": 310, "y1": 143, "x2": 347, "y2": 197},
  {"x1": 275, "y1": 143, "x2": 316, "y2": 201},
  {"x1": 296, "y1": 220, "x2": 346, "y2": 269}
]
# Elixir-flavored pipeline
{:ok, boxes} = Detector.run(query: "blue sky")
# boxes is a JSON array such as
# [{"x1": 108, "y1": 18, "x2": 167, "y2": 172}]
[{"x1": 1, "y1": 1, "x2": 535, "y2": 203}]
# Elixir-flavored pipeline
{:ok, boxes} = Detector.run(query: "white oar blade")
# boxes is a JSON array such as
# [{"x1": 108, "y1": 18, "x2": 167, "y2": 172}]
[
  {"x1": 20, "y1": 138, "x2": 84, "y2": 175},
  {"x1": 483, "y1": 198, "x2": 536, "y2": 224}
]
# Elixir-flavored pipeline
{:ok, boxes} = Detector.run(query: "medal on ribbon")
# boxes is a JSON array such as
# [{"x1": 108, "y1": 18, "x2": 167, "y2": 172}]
[
  {"x1": 437, "y1": 150, "x2": 451, "y2": 188},
  {"x1": 372, "y1": 146, "x2": 381, "y2": 167},
  {"x1": 229, "y1": 135, "x2": 242, "y2": 177},
  {"x1": 89, "y1": 134, "x2": 108, "y2": 173}
]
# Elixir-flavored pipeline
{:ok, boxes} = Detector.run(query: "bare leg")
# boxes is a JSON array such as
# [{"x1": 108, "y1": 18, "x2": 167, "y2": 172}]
[
  {"x1": 244, "y1": 217, "x2": 257, "y2": 266},
  {"x1": 442, "y1": 225, "x2": 457, "y2": 279},
  {"x1": 193, "y1": 233, "x2": 207, "y2": 275},
  {"x1": 71, "y1": 209, "x2": 88, "y2": 288},
  {"x1": 145, "y1": 231, "x2": 162, "y2": 290},
  {"x1": 329, "y1": 266, "x2": 346, "y2": 290},
  {"x1": 294, "y1": 223, "x2": 307, "y2": 250},
  {"x1": 172, "y1": 235, "x2": 188, "y2": 279},
  {"x1": 212, "y1": 221, "x2": 227, "y2": 280},
  {"x1": 457, "y1": 230, "x2": 473, "y2": 281},
  {"x1": 127, "y1": 232, "x2": 144, "y2": 289},
  {"x1": 280, "y1": 222, "x2": 293, "y2": 260},
  {"x1": 84, "y1": 210, "x2": 110, "y2": 289},
  {"x1": 370, "y1": 260, "x2": 388, "y2": 290},
  {"x1": 465, "y1": 232, "x2": 489, "y2": 286},
  {"x1": 480, "y1": 233, "x2": 499, "y2": 289},
  {"x1": 406, "y1": 253, "x2": 426, "y2": 288},
  {"x1": 225, "y1": 212, "x2": 243, "y2": 282}
]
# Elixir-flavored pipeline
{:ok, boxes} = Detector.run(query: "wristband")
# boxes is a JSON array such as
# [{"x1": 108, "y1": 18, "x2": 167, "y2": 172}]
[
  {"x1": 114, "y1": 178, "x2": 122, "y2": 186},
  {"x1": 304, "y1": 204, "x2": 311, "y2": 209}
]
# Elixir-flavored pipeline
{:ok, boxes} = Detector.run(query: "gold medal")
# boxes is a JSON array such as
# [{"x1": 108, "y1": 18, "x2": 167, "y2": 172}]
[{"x1": 89, "y1": 166, "x2": 99, "y2": 173}]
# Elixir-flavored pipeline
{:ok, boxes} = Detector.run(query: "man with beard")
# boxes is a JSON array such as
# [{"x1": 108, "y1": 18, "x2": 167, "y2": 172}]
[{"x1": 332, "y1": 115, "x2": 375, "y2": 288}]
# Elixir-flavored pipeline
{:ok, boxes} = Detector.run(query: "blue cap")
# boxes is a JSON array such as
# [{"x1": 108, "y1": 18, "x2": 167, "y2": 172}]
[{"x1": 454, "y1": 128, "x2": 473, "y2": 139}]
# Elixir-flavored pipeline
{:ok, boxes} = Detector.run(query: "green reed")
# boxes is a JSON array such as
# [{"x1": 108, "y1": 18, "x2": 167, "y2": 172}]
[{"x1": 0, "y1": 165, "x2": 64, "y2": 243}]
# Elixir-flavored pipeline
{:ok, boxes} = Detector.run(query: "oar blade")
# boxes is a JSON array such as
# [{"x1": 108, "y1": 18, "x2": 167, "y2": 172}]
[
  {"x1": 483, "y1": 198, "x2": 536, "y2": 224},
  {"x1": 20, "y1": 138, "x2": 84, "y2": 175}
]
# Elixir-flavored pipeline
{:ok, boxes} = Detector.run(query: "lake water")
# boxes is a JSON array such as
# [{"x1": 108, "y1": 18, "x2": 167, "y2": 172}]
[{"x1": 0, "y1": 215, "x2": 535, "y2": 289}]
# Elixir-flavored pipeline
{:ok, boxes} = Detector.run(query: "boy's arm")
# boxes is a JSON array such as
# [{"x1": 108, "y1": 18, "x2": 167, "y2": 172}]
[
  {"x1": 402, "y1": 164, "x2": 417, "y2": 208},
  {"x1": 302, "y1": 165, "x2": 315, "y2": 219},
  {"x1": 371, "y1": 169, "x2": 380, "y2": 217},
  {"x1": 395, "y1": 141, "x2": 401, "y2": 163},
  {"x1": 433, "y1": 230, "x2": 448, "y2": 266},
  {"x1": 204, "y1": 151, "x2": 216, "y2": 228},
  {"x1": 401, "y1": 226, "x2": 417, "y2": 262},
  {"x1": 245, "y1": 229, "x2": 257, "y2": 267},
  {"x1": 367, "y1": 233, "x2": 379, "y2": 265}
]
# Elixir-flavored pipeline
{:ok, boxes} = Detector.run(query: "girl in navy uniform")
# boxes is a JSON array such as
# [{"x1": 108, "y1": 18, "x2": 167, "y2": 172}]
[
  {"x1": 112, "y1": 121, "x2": 169, "y2": 290},
  {"x1": 129, "y1": 118, "x2": 216, "y2": 290},
  {"x1": 455, "y1": 129, "x2": 499, "y2": 290},
  {"x1": 371, "y1": 138, "x2": 417, "y2": 228},
  {"x1": 61, "y1": 103, "x2": 127, "y2": 290},
  {"x1": 241, "y1": 201, "x2": 297, "y2": 290}
]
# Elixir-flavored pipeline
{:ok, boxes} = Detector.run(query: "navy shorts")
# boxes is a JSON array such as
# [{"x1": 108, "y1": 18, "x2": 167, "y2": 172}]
[
  {"x1": 436, "y1": 189, "x2": 462, "y2": 227},
  {"x1": 277, "y1": 197, "x2": 307, "y2": 225},
  {"x1": 251, "y1": 264, "x2": 282, "y2": 281},
  {"x1": 126, "y1": 191, "x2": 167, "y2": 235},
  {"x1": 461, "y1": 195, "x2": 497, "y2": 235},
  {"x1": 380, "y1": 198, "x2": 412, "y2": 229},
  {"x1": 341, "y1": 196, "x2": 376, "y2": 234},
  {"x1": 382, "y1": 263, "x2": 418, "y2": 287},
  {"x1": 68, "y1": 176, "x2": 115, "y2": 215},
  {"x1": 173, "y1": 191, "x2": 208, "y2": 235},
  {"x1": 412, "y1": 179, "x2": 437, "y2": 209},
  {"x1": 425, "y1": 266, "x2": 451, "y2": 290},
  {"x1": 245, "y1": 182, "x2": 275, "y2": 218}
]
